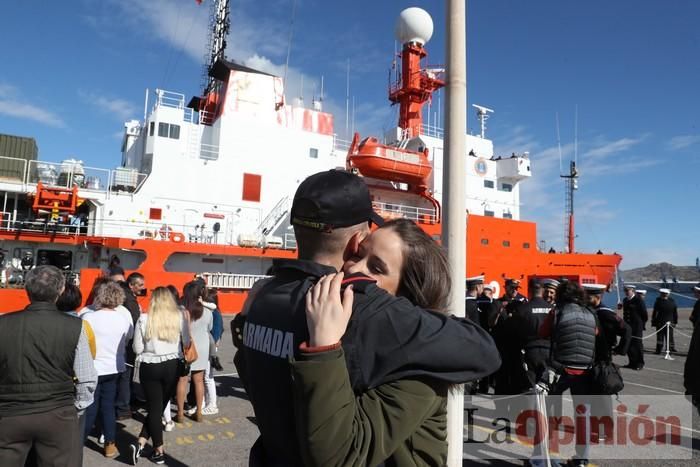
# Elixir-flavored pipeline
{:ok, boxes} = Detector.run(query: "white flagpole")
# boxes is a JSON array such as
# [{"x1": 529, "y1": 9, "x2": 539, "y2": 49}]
[{"x1": 443, "y1": 0, "x2": 468, "y2": 465}]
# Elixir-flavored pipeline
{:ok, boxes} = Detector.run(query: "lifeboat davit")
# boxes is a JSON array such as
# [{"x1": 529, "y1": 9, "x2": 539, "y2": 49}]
[{"x1": 347, "y1": 132, "x2": 432, "y2": 186}]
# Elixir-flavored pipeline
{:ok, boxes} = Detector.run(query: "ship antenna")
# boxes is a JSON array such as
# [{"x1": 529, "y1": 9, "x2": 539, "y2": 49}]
[
  {"x1": 561, "y1": 108, "x2": 579, "y2": 253},
  {"x1": 201, "y1": 0, "x2": 230, "y2": 96},
  {"x1": 283, "y1": 0, "x2": 298, "y2": 93},
  {"x1": 346, "y1": 58, "x2": 350, "y2": 139},
  {"x1": 574, "y1": 104, "x2": 578, "y2": 165},
  {"x1": 556, "y1": 112, "x2": 563, "y2": 175}
]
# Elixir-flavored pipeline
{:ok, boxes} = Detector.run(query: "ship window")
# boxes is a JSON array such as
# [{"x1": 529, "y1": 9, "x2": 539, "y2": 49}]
[
  {"x1": 480, "y1": 238, "x2": 489, "y2": 245},
  {"x1": 149, "y1": 208, "x2": 162, "y2": 220},
  {"x1": 149, "y1": 122, "x2": 155, "y2": 136},
  {"x1": 157, "y1": 123, "x2": 180, "y2": 140},
  {"x1": 502, "y1": 240, "x2": 511, "y2": 247},
  {"x1": 484, "y1": 210, "x2": 495, "y2": 217},
  {"x1": 242, "y1": 173, "x2": 262, "y2": 202},
  {"x1": 523, "y1": 242, "x2": 531, "y2": 249},
  {"x1": 483, "y1": 180, "x2": 494, "y2": 189},
  {"x1": 309, "y1": 148, "x2": 318, "y2": 159},
  {"x1": 500, "y1": 183, "x2": 513, "y2": 192},
  {"x1": 503, "y1": 212, "x2": 513, "y2": 219}
]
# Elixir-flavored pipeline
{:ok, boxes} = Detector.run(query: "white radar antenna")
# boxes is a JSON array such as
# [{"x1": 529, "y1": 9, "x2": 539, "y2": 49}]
[{"x1": 473, "y1": 104, "x2": 494, "y2": 138}]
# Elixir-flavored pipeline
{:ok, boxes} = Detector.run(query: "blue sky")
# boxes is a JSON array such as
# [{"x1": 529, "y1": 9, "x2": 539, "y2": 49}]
[{"x1": 1, "y1": 0, "x2": 698, "y2": 268}]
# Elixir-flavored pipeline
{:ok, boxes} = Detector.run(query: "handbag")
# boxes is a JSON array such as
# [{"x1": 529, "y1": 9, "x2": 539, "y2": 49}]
[
  {"x1": 592, "y1": 360, "x2": 624, "y2": 395},
  {"x1": 183, "y1": 341, "x2": 198, "y2": 364},
  {"x1": 177, "y1": 357, "x2": 191, "y2": 377}
]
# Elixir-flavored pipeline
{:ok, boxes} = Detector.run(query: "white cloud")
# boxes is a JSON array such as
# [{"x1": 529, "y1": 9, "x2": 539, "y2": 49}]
[
  {"x1": 667, "y1": 134, "x2": 700, "y2": 150},
  {"x1": 582, "y1": 136, "x2": 646, "y2": 160},
  {"x1": 0, "y1": 82, "x2": 65, "y2": 128},
  {"x1": 79, "y1": 91, "x2": 138, "y2": 121}
]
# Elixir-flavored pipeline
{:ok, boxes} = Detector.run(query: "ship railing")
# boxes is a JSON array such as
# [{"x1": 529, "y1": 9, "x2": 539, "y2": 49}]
[
  {"x1": 155, "y1": 89, "x2": 186, "y2": 110},
  {"x1": 0, "y1": 155, "x2": 29, "y2": 189},
  {"x1": 0, "y1": 211, "x2": 85, "y2": 237},
  {"x1": 284, "y1": 233, "x2": 297, "y2": 250},
  {"x1": 199, "y1": 143, "x2": 219, "y2": 160},
  {"x1": 333, "y1": 135, "x2": 352, "y2": 154},
  {"x1": 372, "y1": 201, "x2": 438, "y2": 224},
  {"x1": 24, "y1": 159, "x2": 116, "y2": 195},
  {"x1": 420, "y1": 123, "x2": 444, "y2": 139},
  {"x1": 199, "y1": 110, "x2": 215, "y2": 126},
  {"x1": 201, "y1": 273, "x2": 271, "y2": 290}
]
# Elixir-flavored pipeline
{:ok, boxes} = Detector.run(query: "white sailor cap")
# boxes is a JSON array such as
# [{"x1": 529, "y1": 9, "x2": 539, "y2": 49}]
[
  {"x1": 636, "y1": 289, "x2": 648, "y2": 295},
  {"x1": 694, "y1": 284, "x2": 700, "y2": 292},
  {"x1": 623, "y1": 284, "x2": 636, "y2": 290},
  {"x1": 659, "y1": 288, "x2": 671, "y2": 294},
  {"x1": 582, "y1": 283, "x2": 607, "y2": 295},
  {"x1": 466, "y1": 275, "x2": 485, "y2": 286},
  {"x1": 541, "y1": 278, "x2": 560, "y2": 289},
  {"x1": 483, "y1": 284, "x2": 493, "y2": 291}
]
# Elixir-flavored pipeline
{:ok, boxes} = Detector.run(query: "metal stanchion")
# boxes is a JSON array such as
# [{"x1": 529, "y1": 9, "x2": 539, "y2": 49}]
[{"x1": 664, "y1": 321, "x2": 674, "y2": 360}]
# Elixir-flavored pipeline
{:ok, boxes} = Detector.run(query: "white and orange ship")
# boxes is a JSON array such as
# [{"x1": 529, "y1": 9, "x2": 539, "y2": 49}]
[{"x1": 0, "y1": 4, "x2": 621, "y2": 313}]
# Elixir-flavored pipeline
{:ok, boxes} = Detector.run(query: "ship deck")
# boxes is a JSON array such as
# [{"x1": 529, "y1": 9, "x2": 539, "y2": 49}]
[{"x1": 82, "y1": 310, "x2": 699, "y2": 467}]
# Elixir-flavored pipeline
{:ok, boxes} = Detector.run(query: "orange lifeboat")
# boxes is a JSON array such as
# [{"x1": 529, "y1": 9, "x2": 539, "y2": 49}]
[{"x1": 347, "y1": 132, "x2": 432, "y2": 186}]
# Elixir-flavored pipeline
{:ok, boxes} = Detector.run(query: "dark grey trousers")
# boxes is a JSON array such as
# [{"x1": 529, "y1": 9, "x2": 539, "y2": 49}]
[{"x1": 0, "y1": 405, "x2": 79, "y2": 467}]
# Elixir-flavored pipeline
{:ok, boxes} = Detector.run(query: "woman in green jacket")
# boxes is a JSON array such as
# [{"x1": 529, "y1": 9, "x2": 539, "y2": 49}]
[{"x1": 291, "y1": 219, "x2": 454, "y2": 467}]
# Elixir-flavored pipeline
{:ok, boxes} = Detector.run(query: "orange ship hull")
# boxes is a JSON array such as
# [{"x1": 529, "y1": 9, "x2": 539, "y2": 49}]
[{"x1": 0, "y1": 215, "x2": 621, "y2": 314}]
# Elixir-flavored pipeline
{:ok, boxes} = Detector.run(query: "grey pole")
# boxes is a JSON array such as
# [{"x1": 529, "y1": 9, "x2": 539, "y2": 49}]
[{"x1": 443, "y1": 0, "x2": 467, "y2": 465}]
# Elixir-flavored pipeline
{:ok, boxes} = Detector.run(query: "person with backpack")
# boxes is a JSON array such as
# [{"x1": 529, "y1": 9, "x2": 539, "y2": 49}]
[{"x1": 537, "y1": 280, "x2": 599, "y2": 467}]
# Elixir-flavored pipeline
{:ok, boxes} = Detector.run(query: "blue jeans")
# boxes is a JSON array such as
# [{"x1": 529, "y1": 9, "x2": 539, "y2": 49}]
[
  {"x1": 84, "y1": 373, "x2": 119, "y2": 443},
  {"x1": 115, "y1": 368, "x2": 132, "y2": 416}
]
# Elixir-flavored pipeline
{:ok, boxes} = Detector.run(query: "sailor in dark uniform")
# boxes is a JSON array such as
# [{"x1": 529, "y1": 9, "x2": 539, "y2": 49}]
[
  {"x1": 652, "y1": 288, "x2": 678, "y2": 354},
  {"x1": 622, "y1": 284, "x2": 648, "y2": 370},
  {"x1": 476, "y1": 283, "x2": 499, "y2": 393},
  {"x1": 584, "y1": 284, "x2": 631, "y2": 360},
  {"x1": 492, "y1": 278, "x2": 530, "y2": 395},
  {"x1": 513, "y1": 278, "x2": 558, "y2": 386},
  {"x1": 691, "y1": 284, "x2": 700, "y2": 327},
  {"x1": 465, "y1": 275, "x2": 485, "y2": 325}
]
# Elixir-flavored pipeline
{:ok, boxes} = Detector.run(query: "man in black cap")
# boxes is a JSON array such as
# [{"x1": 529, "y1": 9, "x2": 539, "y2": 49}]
[
  {"x1": 234, "y1": 169, "x2": 500, "y2": 466},
  {"x1": 622, "y1": 284, "x2": 647, "y2": 370},
  {"x1": 542, "y1": 278, "x2": 557, "y2": 306},
  {"x1": 652, "y1": 288, "x2": 677, "y2": 354}
]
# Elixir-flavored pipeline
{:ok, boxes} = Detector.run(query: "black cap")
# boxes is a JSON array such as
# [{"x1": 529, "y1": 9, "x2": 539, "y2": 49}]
[
  {"x1": 291, "y1": 170, "x2": 384, "y2": 232},
  {"x1": 505, "y1": 278, "x2": 521, "y2": 288}
]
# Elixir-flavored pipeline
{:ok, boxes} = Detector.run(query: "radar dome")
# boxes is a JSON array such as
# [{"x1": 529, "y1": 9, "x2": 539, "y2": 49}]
[{"x1": 395, "y1": 7, "x2": 433, "y2": 46}]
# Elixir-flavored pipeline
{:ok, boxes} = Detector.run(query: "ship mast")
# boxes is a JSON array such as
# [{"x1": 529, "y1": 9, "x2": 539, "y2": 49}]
[
  {"x1": 200, "y1": 0, "x2": 231, "y2": 96},
  {"x1": 390, "y1": 13, "x2": 444, "y2": 138},
  {"x1": 561, "y1": 160, "x2": 578, "y2": 253}
]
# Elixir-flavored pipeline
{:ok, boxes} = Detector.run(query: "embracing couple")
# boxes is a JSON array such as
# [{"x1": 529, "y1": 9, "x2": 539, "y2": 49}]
[{"x1": 233, "y1": 169, "x2": 500, "y2": 466}]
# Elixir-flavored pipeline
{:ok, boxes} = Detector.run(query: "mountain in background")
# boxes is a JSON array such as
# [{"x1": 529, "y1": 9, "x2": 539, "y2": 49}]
[{"x1": 621, "y1": 262, "x2": 700, "y2": 282}]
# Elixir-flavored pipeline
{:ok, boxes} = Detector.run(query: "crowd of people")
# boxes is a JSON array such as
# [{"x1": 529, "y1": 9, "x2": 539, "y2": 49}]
[
  {"x1": 1, "y1": 169, "x2": 699, "y2": 467},
  {"x1": 0, "y1": 265, "x2": 223, "y2": 466}
]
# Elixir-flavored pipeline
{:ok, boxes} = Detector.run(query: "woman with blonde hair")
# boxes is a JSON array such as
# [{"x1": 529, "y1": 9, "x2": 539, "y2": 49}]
[{"x1": 129, "y1": 287, "x2": 189, "y2": 465}]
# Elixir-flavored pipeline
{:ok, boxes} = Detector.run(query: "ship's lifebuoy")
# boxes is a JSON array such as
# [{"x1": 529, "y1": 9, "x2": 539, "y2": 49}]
[{"x1": 171, "y1": 232, "x2": 185, "y2": 243}]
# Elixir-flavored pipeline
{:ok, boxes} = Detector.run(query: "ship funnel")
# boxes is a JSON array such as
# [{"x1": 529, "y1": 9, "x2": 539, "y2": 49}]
[{"x1": 395, "y1": 7, "x2": 433, "y2": 46}]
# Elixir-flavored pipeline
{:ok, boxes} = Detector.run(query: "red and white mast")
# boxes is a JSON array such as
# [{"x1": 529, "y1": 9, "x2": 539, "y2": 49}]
[{"x1": 389, "y1": 8, "x2": 445, "y2": 137}]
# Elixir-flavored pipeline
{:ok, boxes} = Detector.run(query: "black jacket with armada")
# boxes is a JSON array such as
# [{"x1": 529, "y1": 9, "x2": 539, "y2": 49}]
[
  {"x1": 0, "y1": 302, "x2": 82, "y2": 417},
  {"x1": 233, "y1": 259, "x2": 500, "y2": 467}
]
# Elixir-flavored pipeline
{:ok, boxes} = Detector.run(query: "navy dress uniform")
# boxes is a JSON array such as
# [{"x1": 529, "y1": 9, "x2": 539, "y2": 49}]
[
  {"x1": 652, "y1": 289, "x2": 678, "y2": 353},
  {"x1": 465, "y1": 275, "x2": 485, "y2": 325},
  {"x1": 622, "y1": 284, "x2": 648, "y2": 370},
  {"x1": 691, "y1": 284, "x2": 700, "y2": 327}
]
